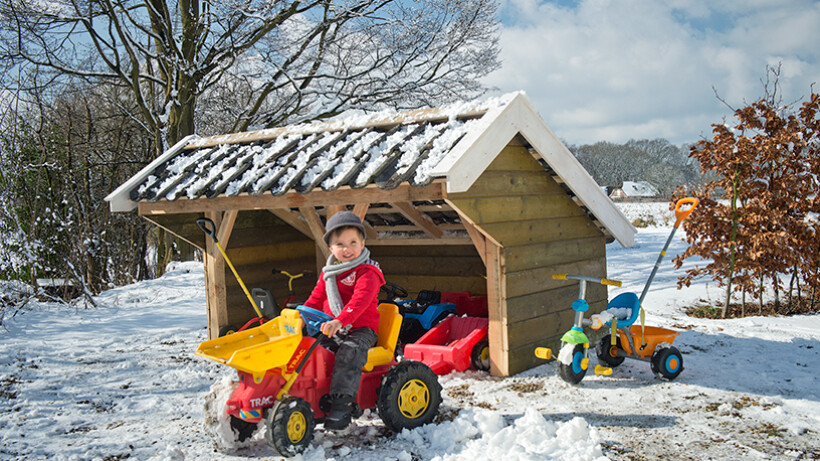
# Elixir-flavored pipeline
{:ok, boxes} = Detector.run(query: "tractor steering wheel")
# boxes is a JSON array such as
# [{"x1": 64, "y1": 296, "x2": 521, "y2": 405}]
[{"x1": 380, "y1": 282, "x2": 409, "y2": 302}]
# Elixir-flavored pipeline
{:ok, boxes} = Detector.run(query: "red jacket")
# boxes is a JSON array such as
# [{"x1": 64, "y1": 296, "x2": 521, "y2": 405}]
[{"x1": 302, "y1": 259, "x2": 384, "y2": 332}]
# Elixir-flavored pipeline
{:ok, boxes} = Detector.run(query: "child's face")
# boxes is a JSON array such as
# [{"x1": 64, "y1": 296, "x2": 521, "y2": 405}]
[{"x1": 329, "y1": 227, "x2": 364, "y2": 263}]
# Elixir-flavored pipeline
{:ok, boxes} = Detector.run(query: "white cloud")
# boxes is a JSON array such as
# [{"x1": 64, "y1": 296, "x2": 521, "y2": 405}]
[{"x1": 487, "y1": 0, "x2": 820, "y2": 145}]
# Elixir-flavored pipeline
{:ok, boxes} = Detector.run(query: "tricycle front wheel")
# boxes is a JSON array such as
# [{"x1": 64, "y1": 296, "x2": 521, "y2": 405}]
[{"x1": 557, "y1": 343, "x2": 588, "y2": 384}]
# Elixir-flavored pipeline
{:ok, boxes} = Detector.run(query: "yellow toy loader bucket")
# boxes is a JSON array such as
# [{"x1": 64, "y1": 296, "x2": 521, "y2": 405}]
[{"x1": 196, "y1": 309, "x2": 304, "y2": 379}]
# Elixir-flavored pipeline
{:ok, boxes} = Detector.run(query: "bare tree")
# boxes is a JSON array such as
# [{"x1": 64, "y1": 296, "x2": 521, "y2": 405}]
[
  {"x1": 1, "y1": 0, "x2": 499, "y2": 275},
  {"x1": 1, "y1": 0, "x2": 500, "y2": 154}
]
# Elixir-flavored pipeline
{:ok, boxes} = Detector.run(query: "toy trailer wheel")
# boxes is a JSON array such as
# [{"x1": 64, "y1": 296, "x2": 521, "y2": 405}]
[
  {"x1": 218, "y1": 324, "x2": 237, "y2": 337},
  {"x1": 557, "y1": 343, "x2": 588, "y2": 385},
  {"x1": 595, "y1": 335, "x2": 625, "y2": 368},
  {"x1": 470, "y1": 340, "x2": 490, "y2": 371},
  {"x1": 650, "y1": 346, "x2": 684, "y2": 381},
  {"x1": 377, "y1": 361, "x2": 442, "y2": 433},
  {"x1": 264, "y1": 396, "x2": 315, "y2": 457}
]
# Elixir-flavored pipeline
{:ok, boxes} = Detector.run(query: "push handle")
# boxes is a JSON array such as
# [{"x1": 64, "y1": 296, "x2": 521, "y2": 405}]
[
  {"x1": 553, "y1": 273, "x2": 622, "y2": 287},
  {"x1": 673, "y1": 197, "x2": 699, "y2": 227},
  {"x1": 196, "y1": 218, "x2": 218, "y2": 243}
]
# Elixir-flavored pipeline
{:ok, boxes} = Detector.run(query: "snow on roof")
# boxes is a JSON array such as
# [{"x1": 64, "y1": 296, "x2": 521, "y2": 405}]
[
  {"x1": 106, "y1": 92, "x2": 636, "y2": 247},
  {"x1": 620, "y1": 181, "x2": 660, "y2": 197}
]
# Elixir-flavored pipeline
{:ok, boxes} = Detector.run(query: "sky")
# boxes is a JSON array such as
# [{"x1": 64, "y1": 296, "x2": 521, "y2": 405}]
[{"x1": 485, "y1": 0, "x2": 820, "y2": 146}]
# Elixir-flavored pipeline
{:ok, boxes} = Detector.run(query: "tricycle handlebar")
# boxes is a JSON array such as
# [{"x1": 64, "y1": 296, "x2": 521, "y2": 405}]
[{"x1": 553, "y1": 273, "x2": 622, "y2": 287}]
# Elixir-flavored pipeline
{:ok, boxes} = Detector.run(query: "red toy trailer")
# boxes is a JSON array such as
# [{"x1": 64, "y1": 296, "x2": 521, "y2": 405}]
[{"x1": 403, "y1": 316, "x2": 490, "y2": 375}]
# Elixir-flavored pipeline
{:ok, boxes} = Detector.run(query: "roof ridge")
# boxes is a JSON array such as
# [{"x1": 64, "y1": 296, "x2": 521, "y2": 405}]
[{"x1": 185, "y1": 93, "x2": 522, "y2": 150}]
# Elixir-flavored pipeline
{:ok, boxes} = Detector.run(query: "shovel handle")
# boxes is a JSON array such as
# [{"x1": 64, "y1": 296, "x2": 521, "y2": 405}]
[
  {"x1": 674, "y1": 197, "x2": 699, "y2": 227},
  {"x1": 196, "y1": 218, "x2": 218, "y2": 243}
]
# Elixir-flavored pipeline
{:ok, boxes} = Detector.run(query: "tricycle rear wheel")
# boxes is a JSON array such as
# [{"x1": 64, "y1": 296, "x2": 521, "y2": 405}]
[
  {"x1": 595, "y1": 335, "x2": 625, "y2": 368},
  {"x1": 650, "y1": 345, "x2": 683, "y2": 381},
  {"x1": 264, "y1": 396, "x2": 314, "y2": 457}
]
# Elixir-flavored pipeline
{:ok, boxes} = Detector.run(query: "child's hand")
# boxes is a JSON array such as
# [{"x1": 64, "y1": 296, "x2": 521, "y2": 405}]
[{"x1": 321, "y1": 319, "x2": 344, "y2": 337}]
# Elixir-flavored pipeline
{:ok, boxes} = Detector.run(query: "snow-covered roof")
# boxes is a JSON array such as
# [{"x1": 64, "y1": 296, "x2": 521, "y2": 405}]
[
  {"x1": 106, "y1": 92, "x2": 635, "y2": 247},
  {"x1": 619, "y1": 181, "x2": 659, "y2": 197}
]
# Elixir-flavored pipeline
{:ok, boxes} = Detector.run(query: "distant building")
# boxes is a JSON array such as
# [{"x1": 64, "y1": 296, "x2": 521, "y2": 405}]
[{"x1": 609, "y1": 181, "x2": 659, "y2": 200}]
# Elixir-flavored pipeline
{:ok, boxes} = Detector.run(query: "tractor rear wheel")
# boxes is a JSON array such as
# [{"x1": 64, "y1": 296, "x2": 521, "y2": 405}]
[
  {"x1": 377, "y1": 361, "x2": 441, "y2": 432},
  {"x1": 264, "y1": 396, "x2": 314, "y2": 457}
]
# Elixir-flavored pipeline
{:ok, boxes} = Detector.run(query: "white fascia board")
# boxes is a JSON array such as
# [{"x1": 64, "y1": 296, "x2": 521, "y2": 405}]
[
  {"x1": 514, "y1": 97, "x2": 635, "y2": 248},
  {"x1": 430, "y1": 92, "x2": 523, "y2": 190},
  {"x1": 436, "y1": 93, "x2": 635, "y2": 248},
  {"x1": 104, "y1": 135, "x2": 199, "y2": 212}
]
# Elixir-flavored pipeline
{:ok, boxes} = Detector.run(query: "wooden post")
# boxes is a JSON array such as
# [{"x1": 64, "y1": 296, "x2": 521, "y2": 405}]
[
  {"x1": 204, "y1": 211, "x2": 229, "y2": 339},
  {"x1": 485, "y1": 240, "x2": 508, "y2": 376}
]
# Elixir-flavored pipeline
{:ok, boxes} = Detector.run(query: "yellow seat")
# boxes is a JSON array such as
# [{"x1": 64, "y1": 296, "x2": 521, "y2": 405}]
[{"x1": 362, "y1": 303, "x2": 402, "y2": 371}]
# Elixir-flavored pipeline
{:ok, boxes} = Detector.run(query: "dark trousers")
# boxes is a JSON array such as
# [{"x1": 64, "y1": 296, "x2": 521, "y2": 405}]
[{"x1": 318, "y1": 327, "x2": 378, "y2": 397}]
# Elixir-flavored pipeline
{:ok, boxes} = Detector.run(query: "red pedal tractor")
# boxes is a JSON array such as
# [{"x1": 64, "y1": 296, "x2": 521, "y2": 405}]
[{"x1": 196, "y1": 304, "x2": 442, "y2": 457}]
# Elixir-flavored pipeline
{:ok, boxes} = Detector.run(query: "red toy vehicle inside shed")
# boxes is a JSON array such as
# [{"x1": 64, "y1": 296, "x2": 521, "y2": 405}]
[
  {"x1": 439, "y1": 291, "x2": 488, "y2": 317},
  {"x1": 403, "y1": 315, "x2": 490, "y2": 374}
]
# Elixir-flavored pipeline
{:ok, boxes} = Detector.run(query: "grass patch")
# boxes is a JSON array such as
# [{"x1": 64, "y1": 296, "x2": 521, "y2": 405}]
[
  {"x1": 685, "y1": 296, "x2": 819, "y2": 319},
  {"x1": 752, "y1": 423, "x2": 786, "y2": 438},
  {"x1": 631, "y1": 217, "x2": 657, "y2": 228}
]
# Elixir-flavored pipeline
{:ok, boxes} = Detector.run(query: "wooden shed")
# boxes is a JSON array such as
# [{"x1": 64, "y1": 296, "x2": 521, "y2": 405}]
[{"x1": 106, "y1": 92, "x2": 635, "y2": 377}]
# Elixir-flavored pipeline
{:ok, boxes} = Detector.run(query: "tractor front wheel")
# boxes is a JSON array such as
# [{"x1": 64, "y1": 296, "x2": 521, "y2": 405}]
[
  {"x1": 264, "y1": 396, "x2": 314, "y2": 457},
  {"x1": 229, "y1": 415, "x2": 257, "y2": 442},
  {"x1": 557, "y1": 343, "x2": 588, "y2": 385},
  {"x1": 377, "y1": 361, "x2": 441, "y2": 433}
]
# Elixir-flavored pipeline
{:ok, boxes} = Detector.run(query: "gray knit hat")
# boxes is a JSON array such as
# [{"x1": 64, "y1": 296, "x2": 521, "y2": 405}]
[{"x1": 323, "y1": 211, "x2": 366, "y2": 245}]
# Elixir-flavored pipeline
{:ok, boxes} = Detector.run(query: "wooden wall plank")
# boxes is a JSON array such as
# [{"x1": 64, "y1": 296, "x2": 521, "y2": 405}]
[
  {"x1": 225, "y1": 240, "x2": 316, "y2": 267},
  {"x1": 484, "y1": 146, "x2": 543, "y2": 171},
  {"x1": 449, "y1": 196, "x2": 585, "y2": 226},
  {"x1": 448, "y1": 170, "x2": 565, "y2": 198},
  {"x1": 504, "y1": 237, "x2": 606, "y2": 273},
  {"x1": 479, "y1": 216, "x2": 603, "y2": 248},
  {"x1": 380, "y1": 275, "x2": 487, "y2": 298},
  {"x1": 505, "y1": 284, "x2": 608, "y2": 324},
  {"x1": 505, "y1": 257, "x2": 607, "y2": 299}
]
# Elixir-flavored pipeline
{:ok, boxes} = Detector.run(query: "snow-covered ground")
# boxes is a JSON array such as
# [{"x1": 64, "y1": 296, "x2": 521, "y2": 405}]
[{"x1": 1, "y1": 203, "x2": 819, "y2": 460}]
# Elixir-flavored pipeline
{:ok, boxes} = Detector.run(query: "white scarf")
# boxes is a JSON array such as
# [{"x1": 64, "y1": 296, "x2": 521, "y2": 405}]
[{"x1": 322, "y1": 247, "x2": 371, "y2": 316}]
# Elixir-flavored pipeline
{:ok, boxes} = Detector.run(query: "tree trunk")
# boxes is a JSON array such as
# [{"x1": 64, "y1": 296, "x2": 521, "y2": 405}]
[{"x1": 723, "y1": 170, "x2": 741, "y2": 317}]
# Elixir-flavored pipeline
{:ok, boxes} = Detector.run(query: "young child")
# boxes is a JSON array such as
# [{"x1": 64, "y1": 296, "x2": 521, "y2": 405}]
[{"x1": 301, "y1": 211, "x2": 385, "y2": 431}]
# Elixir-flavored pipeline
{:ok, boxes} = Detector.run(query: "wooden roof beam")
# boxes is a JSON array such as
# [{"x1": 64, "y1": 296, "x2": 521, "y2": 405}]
[
  {"x1": 390, "y1": 202, "x2": 444, "y2": 239},
  {"x1": 138, "y1": 181, "x2": 445, "y2": 216},
  {"x1": 299, "y1": 206, "x2": 331, "y2": 260},
  {"x1": 269, "y1": 208, "x2": 313, "y2": 239}
]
